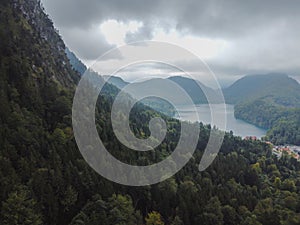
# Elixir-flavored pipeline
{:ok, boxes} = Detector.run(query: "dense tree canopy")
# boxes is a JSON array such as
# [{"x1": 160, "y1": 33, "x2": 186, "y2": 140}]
[{"x1": 235, "y1": 98, "x2": 300, "y2": 145}]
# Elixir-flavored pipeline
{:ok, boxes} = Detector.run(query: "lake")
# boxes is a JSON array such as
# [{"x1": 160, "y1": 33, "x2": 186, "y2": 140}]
[{"x1": 175, "y1": 104, "x2": 267, "y2": 138}]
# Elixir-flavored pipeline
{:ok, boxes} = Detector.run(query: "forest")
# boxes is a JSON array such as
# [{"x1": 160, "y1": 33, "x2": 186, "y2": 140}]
[
  {"x1": 1, "y1": 0, "x2": 300, "y2": 224},
  {"x1": 235, "y1": 98, "x2": 300, "y2": 145}
]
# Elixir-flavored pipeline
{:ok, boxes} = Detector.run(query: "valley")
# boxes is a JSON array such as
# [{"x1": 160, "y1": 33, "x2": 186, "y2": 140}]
[
  {"x1": 1, "y1": 0, "x2": 300, "y2": 225},
  {"x1": 105, "y1": 73, "x2": 300, "y2": 145}
]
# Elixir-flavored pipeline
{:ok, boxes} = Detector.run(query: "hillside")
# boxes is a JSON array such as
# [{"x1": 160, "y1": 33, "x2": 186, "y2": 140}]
[
  {"x1": 104, "y1": 75, "x2": 129, "y2": 89},
  {"x1": 234, "y1": 99, "x2": 300, "y2": 145},
  {"x1": 1, "y1": 1, "x2": 300, "y2": 225},
  {"x1": 65, "y1": 48, "x2": 87, "y2": 75},
  {"x1": 105, "y1": 75, "x2": 220, "y2": 105},
  {"x1": 224, "y1": 73, "x2": 300, "y2": 107},
  {"x1": 225, "y1": 73, "x2": 300, "y2": 145},
  {"x1": 105, "y1": 75, "x2": 221, "y2": 116},
  {"x1": 167, "y1": 76, "x2": 221, "y2": 104}
]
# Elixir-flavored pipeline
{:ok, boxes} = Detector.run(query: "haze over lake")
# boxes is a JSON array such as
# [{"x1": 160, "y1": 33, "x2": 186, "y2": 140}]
[{"x1": 176, "y1": 104, "x2": 267, "y2": 138}]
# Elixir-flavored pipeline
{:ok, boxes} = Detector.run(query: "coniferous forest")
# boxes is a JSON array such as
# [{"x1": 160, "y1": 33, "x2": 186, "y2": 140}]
[{"x1": 1, "y1": 1, "x2": 300, "y2": 225}]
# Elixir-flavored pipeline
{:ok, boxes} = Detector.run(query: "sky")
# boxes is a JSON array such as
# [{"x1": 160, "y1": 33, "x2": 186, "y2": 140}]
[{"x1": 41, "y1": 0, "x2": 300, "y2": 87}]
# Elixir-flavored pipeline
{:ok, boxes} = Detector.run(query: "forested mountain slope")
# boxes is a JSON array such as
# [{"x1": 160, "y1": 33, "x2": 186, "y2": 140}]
[
  {"x1": 224, "y1": 73, "x2": 300, "y2": 107},
  {"x1": 104, "y1": 75, "x2": 221, "y2": 117},
  {"x1": 224, "y1": 74, "x2": 300, "y2": 145},
  {"x1": 65, "y1": 48, "x2": 87, "y2": 75}
]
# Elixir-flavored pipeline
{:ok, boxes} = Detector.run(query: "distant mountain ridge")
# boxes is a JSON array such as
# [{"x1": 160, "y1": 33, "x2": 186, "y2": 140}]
[
  {"x1": 62, "y1": 53, "x2": 300, "y2": 143},
  {"x1": 105, "y1": 73, "x2": 300, "y2": 107},
  {"x1": 71, "y1": 69, "x2": 300, "y2": 109},
  {"x1": 167, "y1": 76, "x2": 222, "y2": 104},
  {"x1": 103, "y1": 75, "x2": 129, "y2": 89},
  {"x1": 104, "y1": 75, "x2": 222, "y2": 116},
  {"x1": 224, "y1": 73, "x2": 300, "y2": 107},
  {"x1": 227, "y1": 73, "x2": 300, "y2": 144},
  {"x1": 106, "y1": 75, "x2": 220, "y2": 104}
]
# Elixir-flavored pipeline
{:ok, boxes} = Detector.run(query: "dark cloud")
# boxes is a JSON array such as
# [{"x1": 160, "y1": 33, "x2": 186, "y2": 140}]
[
  {"x1": 175, "y1": 0, "x2": 300, "y2": 38},
  {"x1": 42, "y1": 0, "x2": 162, "y2": 29},
  {"x1": 125, "y1": 22, "x2": 154, "y2": 43},
  {"x1": 42, "y1": 0, "x2": 300, "y2": 36},
  {"x1": 59, "y1": 26, "x2": 116, "y2": 60},
  {"x1": 42, "y1": 0, "x2": 300, "y2": 79}
]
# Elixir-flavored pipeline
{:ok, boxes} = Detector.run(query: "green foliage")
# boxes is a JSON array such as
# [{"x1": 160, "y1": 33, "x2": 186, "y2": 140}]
[
  {"x1": 1, "y1": 1, "x2": 300, "y2": 225},
  {"x1": 146, "y1": 211, "x2": 165, "y2": 225},
  {"x1": 70, "y1": 194, "x2": 142, "y2": 225},
  {"x1": 226, "y1": 73, "x2": 300, "y2": 145},
  {"x1": 241, "y1": 215, "x2": 262, "y2": 225},
  {"x1": 0, "y1": 187, "x2": 42, "y2": 225},
  {"x1": 171, "y1": 216, "x2": 184, "y2": 225},
  {"x1": 235, "y1": 98, "x2": 300, "y2": 145},
  {"x1": 198, "y1": 196, "x2": 223, "y2": 225},
  {"x1": 60, "y1": 186, "x2": 78, "y2": 211}
]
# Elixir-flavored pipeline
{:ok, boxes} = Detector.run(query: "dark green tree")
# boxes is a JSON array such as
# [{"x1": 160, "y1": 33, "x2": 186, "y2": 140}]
[{"x1": 0, "y1": 187, "x2": 42, "y2": 225}]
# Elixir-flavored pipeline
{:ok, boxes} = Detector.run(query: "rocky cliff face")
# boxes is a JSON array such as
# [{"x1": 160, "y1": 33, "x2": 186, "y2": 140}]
[
  {"x1": 8, "y1": 0, "x2": 79, "y2": 88},
  {"x1": 13, "y1": 0, "x2": 64, "y2": 51}
]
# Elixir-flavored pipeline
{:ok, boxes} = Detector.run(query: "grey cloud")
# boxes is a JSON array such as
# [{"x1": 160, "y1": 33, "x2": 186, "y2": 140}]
[
  {"x1": 42, "y1": 0, "x2": 162, "y2": 29},
  {"x1": 42, "y1": 0, "x2": 300, "y2": 37},
  {"x1": 125, "y1": 23, "x2": 154, "y2": 43},
  {"x1": 59, "y1": 27, "x2": 117, "y2": 60},
  {"x1": 42, "y1": 0, "x2": 300, "y2": 78},
  {"x1": 176, "y1": 0, "x2": 300, "y2": 38}
]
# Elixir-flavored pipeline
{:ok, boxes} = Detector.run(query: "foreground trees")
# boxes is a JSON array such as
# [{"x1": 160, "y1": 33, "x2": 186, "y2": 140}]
[{"x1": 0, "y1": 187, "x2": 42, "y2": 225}]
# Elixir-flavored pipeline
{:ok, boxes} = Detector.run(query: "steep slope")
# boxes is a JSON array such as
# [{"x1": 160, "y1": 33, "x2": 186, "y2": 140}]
[
  {"x1": 0, "y1": 0, "x2": 80, "y2": 224},
  {"x1": 65, "y1": 48, "x2": 87, "y2": 75},
  {"x1": 0, "y1": 0, "x2": 80, "y2": 129},
  {"x1": 0, "y1": 1, "x2": 152, "y2": 223}
]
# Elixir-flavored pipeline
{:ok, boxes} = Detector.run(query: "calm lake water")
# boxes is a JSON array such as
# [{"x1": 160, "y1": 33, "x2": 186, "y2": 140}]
[{"x1": 176, "y1": 104, "x2": 267, "y2": 138}]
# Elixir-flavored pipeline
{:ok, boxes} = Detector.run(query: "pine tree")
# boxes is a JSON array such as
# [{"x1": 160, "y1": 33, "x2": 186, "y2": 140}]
[{"x1": 0, "y1": 187, "x2": 42, "y2": 225}]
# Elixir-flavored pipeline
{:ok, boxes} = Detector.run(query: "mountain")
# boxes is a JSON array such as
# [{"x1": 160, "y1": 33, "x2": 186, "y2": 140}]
[
  {"x1": 168, "y1": 76, "x2": 221, "y2": 104},
  {"x1": 0, "y1": 1, "x2": 157, "y2": 223},
  {"x1": 104, "y1": 75, "x2": 129, "y2": 89},
  {"x1": 1, "y1": 1, "x2": 300, "y2": 225},
  {"x1": 226, "y1": 74, "x2": 300, "y2": 144},
  {"x1": 104, "y1": 76, "x2": 220, "y2": 116},
  {"x1": 224, "y1": 73, "x2": 300, "y2": 107},
  {"x1": 88, "y1": 73, "x2": 300, "y2": 109},
  {"x1": 65, "y1": 48, "x2": 87, "y2": 75},
  {"x1": 235, "y1": 99, "x2": 300, "y2": 144},
  {"x1": 106, "y1": 75, "x2": 220, "y2": 104}
]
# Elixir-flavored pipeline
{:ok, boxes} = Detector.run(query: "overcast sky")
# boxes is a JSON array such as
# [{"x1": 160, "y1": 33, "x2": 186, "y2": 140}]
[{"x1": 41, "y1": 0, "x2": 300, "y2": 86}]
